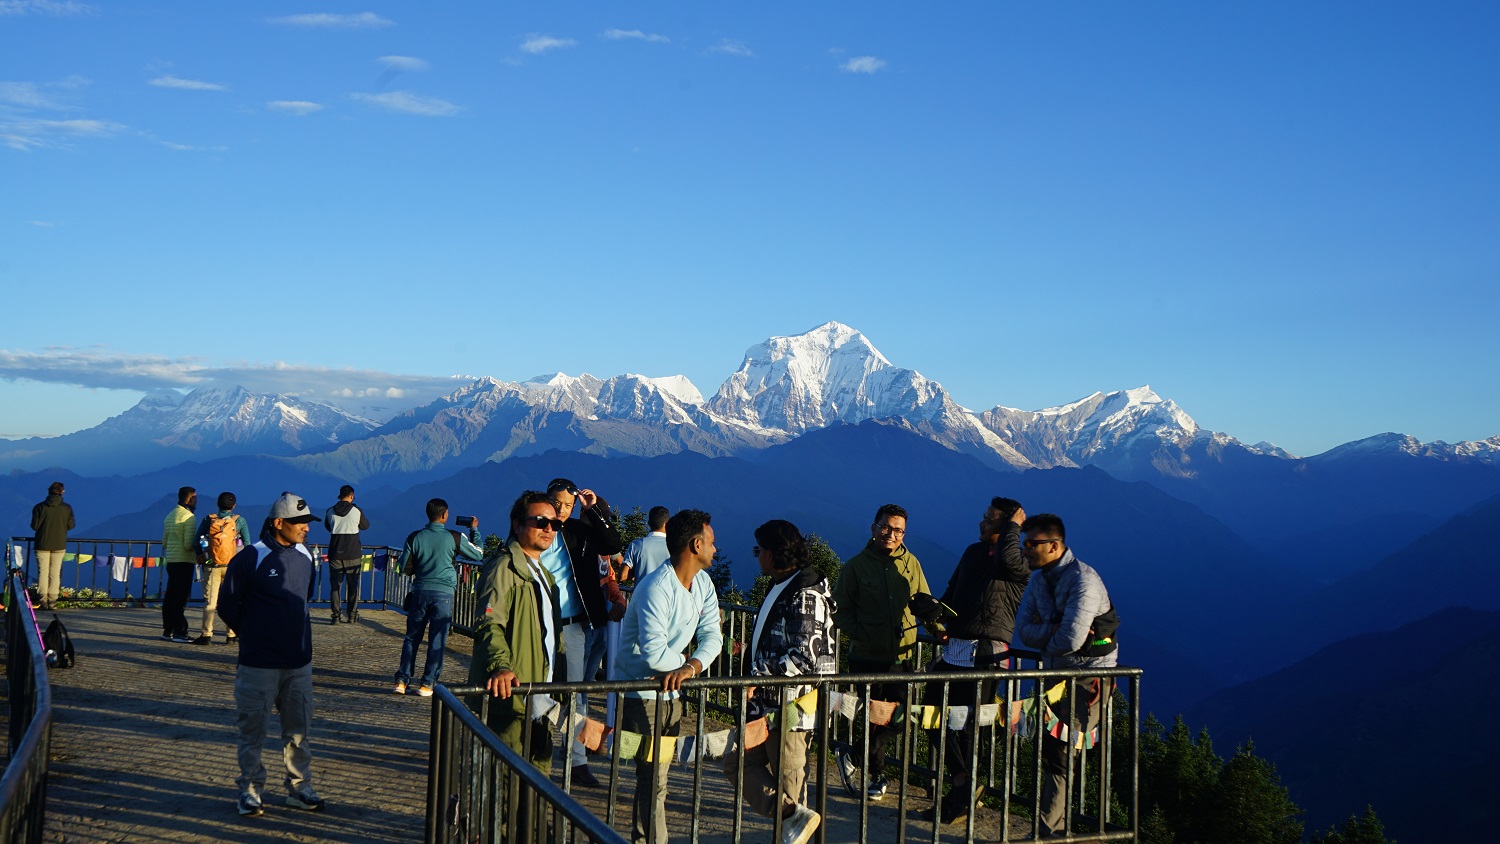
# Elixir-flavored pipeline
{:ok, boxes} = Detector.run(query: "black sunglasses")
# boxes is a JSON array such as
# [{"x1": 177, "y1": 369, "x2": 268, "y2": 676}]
[
  {"x1": 547, "y1": 482, "x2": 580, "y2": 496},
  {"x1": 521, "y1": 515, "x2": 565, "y2": 531}
]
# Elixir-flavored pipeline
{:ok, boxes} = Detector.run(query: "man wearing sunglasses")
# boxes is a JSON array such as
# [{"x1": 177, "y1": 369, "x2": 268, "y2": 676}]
[
  {"x1": 540, "y1": 477, "x2": 626, "y2": 789},
  {"x1": 831, "y1": 503, "x2": 932, "y2": 801},
  {"x1": 468, "y1": 491, "x2": 566, "y2": 841},
  {"x1": 1015, "y1": 513, "x2": 1119, "y2": 838}
]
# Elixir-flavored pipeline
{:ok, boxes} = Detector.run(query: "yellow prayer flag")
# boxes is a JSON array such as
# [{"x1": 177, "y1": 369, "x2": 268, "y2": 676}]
[
  {"x1": 793, "y1": 689, "x2": 819, "y2": 715},
  {"x1": 643, "y1": 734, "x2": 676, "y2": 763}
]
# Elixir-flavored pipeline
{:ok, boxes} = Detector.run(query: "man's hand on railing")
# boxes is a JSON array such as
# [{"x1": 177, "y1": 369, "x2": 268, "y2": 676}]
[
  {"x1": 659, "y1": 658, "x2": 701, "y2": 692},
  {"x1": 487, "y1": 668, "x2": 520, "y2": 699}
]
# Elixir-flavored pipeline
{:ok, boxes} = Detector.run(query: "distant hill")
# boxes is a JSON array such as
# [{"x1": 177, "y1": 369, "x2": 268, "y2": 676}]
[{"x1": 1186, "y1": 607, "x2": 1500, "y2": 841}]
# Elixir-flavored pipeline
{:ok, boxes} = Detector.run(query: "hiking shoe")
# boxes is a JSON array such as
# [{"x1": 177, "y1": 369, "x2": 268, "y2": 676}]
[
  {"x1": 835, "y1": 749, "x2": 859, "y2": 796},
  {"x1": 866, "y1": 775, "x2": 889, "y2": 801},
  {"x1": 781, "y1": 804, "x2": 821, "y2": 844},
  {"x1": 225, "y1": 635, "x2": 238, "y2": 645},
  {"x1": 161, "y1": 633, "x2": 174, "y2": 641},
  {"x1": 192, "y1": 635, "x2": 213, "y2": 645},
  {"x1": 418, "y1": 685, "x2": 434, "y2": 697},
  {"x1": 285, "y1": 787, "x2": 326, "y2": 811},
  {"x1": 236, "y1": 790, "x2": 263, "y2": 817},
  {"x1": 571, "y1": 765, "x2": 601, "y2": 789},
  {"x1": 171, "y1": 635, "x2": 194, "y2": 644},
  {"x1": 394, "y1": 682, "x2": 408, "y2": 695}
]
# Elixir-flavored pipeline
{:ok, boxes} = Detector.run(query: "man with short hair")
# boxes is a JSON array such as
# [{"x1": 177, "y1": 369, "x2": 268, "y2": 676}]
[
  {"x1": 623, "y1": 506, "x2": 670, "y2": 583},
  {"x1": 323, "y1": 484, "x2": 369, "y2": 625},
  {"x1": 920, "y1": 496, "x2": 1029, "y2": 825},
  {"x1": 541, "y1": 477, "x2": 625, "y2": 788},
  {"x1": 194, "y1": 491, "x2": 252, "y2": 645},
  {"x1": 1015, "y1": 513, "x2": 1119, "y2": 838},
  {"x1": 218, "y1": 492, "x2": 326, "y2": 817},
  {"x1": 832, "y1": 503, "x2": 932, "y2": 801},
  {"x1": 394, "y1": 498, "x2": 483, "y2": 696},
  {"x1": 161, "y1": 486, "x2": 200, "y2": 643},
  {"x1": 30, "y1": 481, "x2": 75, "y2": 611},
  {"x1": 616, "y1": 509, "x2": 724, "y2": 844}
]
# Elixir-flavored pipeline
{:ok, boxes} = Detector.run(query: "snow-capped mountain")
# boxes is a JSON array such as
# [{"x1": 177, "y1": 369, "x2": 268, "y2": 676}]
[
  {"x1": 0, "y1": 386, "x2": 378, "y2": 475},
  {"x1": 1312, "y1": 432, "x2": 1500, "y2": 465}
]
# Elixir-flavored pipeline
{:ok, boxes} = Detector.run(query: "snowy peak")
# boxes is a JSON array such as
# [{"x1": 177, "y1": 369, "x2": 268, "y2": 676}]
[
  {"x1": 977, "y1": 386, "x2": 1204, "y2": 469},
  {"x1": 1315, "y1": 433, "x2": 1500, "y2": 465}
]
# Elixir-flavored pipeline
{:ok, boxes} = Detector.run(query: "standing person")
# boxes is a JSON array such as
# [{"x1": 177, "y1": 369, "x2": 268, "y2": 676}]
[
  {"x1": 393, "y1": 498, "x2": 483, "y2": 696},
  {"x1": 193, "y1": 491, "x2": 252, "y2": 645},
  {"x1": 1015, "y1": 513, "x2": 1119, "y2": 838},
  {"x1": 323, "y1": 485, "x2": 369, "y2": 625},
  {"x1": 722, "y1": 520, "x2": 834, "y2": 844},
  {"x1": 622, "y1": 506, "x2": 670, "y2": 583},
  {"x1": 469, "y1": 491, "x2": 565, "y2": 838},
  {"x1": 161, "y1": 486, "x2": 200, "y2": 643},
  {"x1": 541, "y1": 478, "x2": 625, "y2": 788},
  {"x1": 217, "y1": 492, "x2": 326, "y2": 817},
  {"x1": 30, "y1": 481, "x2": 75, "y2": 611},
  {"x1": 920, "y1": 496, "x2": 1029, "y2": 825},
  {"x1": 832, "y1": 503, "x2": 932, "y2": 801},
  {"x1": 615, "y1": 509, "x2": 723, "y2": 844}
]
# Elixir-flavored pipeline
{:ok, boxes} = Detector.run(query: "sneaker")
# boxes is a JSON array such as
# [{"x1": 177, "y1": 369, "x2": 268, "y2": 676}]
[
  {"x1": 225, "y1": 635, "x2": 238, "y2": 645},
  {"x1": 161, "y1": 633, "x2": 174, "y2": 641},
  {"x1": 236, "y1": 790, "x2": 263, "y2": 817},
  {"x1": 418, "y1": 685, "x2": 434, "y2": 697},
  {"x1": 866, "y1": 775, "x2": 889, "y2": 801},
  {"x1": 192, "y1": 635, "x2": 212, "y2": 646},
  {"x1": 781, "y1": 804, "x2": 821, "y2": 844},
  {"x1": 329, "y1": 614, "x2": 341, "y2": 625},
  {"x1": 285, "y1": 787, "x2": 326, "y2": 811},
  {"x1": 171, "y1": 635, "x2": 194, "y2": 644},
  {"x1": 394, "y1": 682, "x2": 408, "y2": 695},
  {"x1": 570, "y1": 765, "x2": 601, "y2": 789},
  {"x1": 835, "y1": 749, "x2": 859, "y2": 796}
]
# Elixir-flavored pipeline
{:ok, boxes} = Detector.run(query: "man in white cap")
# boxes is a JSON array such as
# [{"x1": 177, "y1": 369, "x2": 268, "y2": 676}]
[{"x1": 218, "y1": 492, "x2": 325, "y2": 818}]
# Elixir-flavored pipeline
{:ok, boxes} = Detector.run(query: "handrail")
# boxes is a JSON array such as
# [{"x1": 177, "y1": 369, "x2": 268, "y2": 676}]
[{"x1": 0, "y1": 555, "x2": 54, "y2": 843}]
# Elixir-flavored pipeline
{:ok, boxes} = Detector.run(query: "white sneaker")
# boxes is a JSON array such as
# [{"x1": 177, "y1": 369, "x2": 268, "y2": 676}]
[
  {"x1": 866, "y1": 775, "x2": 889, "y2": 801},
  {"x1": 781, "y1": 804, "x2": 821, "y2": 844},
  {"x1": 836, "y1": 749, "x2": 859, "y2": 796},
  {"x1": 236, "y1": 788, "x2": 263, "y2": 817},
  {"x1": 286, "y1": 787, "x2": 326, "y2": 811}
]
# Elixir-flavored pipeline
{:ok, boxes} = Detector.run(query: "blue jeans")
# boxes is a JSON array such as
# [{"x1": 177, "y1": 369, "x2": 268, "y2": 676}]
[{"x1": 396, "y1": 590, "x2": 453, "y2": 687}]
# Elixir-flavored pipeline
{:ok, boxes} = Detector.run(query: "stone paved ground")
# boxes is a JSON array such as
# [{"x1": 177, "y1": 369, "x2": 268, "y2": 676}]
[{"x1": 36, "y1": 608, "x2": 1060, "y2": 843}]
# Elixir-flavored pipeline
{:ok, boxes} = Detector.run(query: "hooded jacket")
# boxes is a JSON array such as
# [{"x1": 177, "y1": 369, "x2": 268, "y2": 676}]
[
  {"x1": 832, "y1": 540, "x2": 931, "y2": 664},
  {"x1": 323, "y1": 500, "x2": 369, "y2": 562},
  {"x1": 745, "y1": 567, "x2": 837, "y2": 729},
  {"x1": 468, "y1": 539, "x2": 562, "y2": 718},
  {"x1": 31, "y1": 493, "x2": 75, "y2": 552},
  {"x1": 941, "y1": 521, "x2": 1030, "y2": 644},
  {"x1": 218, "y1": 526, "x2": 316, "y2": 670}
]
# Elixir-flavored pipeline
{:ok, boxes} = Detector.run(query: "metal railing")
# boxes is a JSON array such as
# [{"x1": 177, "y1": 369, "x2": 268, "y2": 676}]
[
  {"x1": 434, "y1": 663, "x2": 1141, "y2": 844},
  {"x1": 0, "y1": 555, "x2": 54, "y2": 843}
]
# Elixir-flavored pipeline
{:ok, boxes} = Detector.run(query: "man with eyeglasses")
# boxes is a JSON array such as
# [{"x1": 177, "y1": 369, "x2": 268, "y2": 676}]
[
  {"x1": 1015, "y1": 513, "x2": 1119, "y2": 838},
  {"x1": 920, "y1": 496, "x2": 1029, "y2": 825},
  {"x1": 469, "y1": 491, "x2": 566, "y2": 841},
  {"x1": 541, "y1": 477, "x2": 626, "y2": 789},
  {"x1": 832, "y1": 503, "x2": 932, "y2": 801}
]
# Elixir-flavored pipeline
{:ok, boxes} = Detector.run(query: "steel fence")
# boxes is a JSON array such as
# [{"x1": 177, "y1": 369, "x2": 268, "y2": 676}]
[{"x1": 0, "y1": 555, "x2": 54, "y2": 843}]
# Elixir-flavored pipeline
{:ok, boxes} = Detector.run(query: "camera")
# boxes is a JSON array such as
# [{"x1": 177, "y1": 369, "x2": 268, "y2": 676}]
[{"x1": 455, "y1": 516, "x2": 476, "y2": 528}]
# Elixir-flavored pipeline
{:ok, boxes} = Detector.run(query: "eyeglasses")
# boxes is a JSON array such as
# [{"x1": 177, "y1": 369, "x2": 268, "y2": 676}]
[
  {"x1": 874, "y1": 523, "x2": 905, "y2": 536},
  {"x1": 521, "y1": 515, "x2": 565, "y2": 531},
  {"x1": 1022, "y1": 538, "x2": 1060, "y2": 549},
  {"x1": 752, "y1": 546, "x2": 765, "y2": 556}
]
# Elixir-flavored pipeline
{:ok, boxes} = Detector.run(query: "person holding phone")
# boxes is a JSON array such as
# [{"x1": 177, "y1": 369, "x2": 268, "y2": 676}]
[{"x1": 392, "y1": 498, "x2": 483, "y2": 697}]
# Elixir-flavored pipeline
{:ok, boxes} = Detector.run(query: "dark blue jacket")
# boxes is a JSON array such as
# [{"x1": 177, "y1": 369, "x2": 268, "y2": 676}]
[{"x1": 219, "y1": 527, "x2": 316, "y2": 670}]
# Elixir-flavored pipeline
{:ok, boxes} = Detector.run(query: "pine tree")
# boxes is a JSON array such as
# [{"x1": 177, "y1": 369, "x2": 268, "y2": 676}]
[
  {"x1": 1309, "y1": 806, "x2": 1394, "y2": 844},
  {"x1": 617, "y1": 506, "x2": 648, "y2": 547},
  {"x1": 1140, "y1": 716, "x2": 1221, "y2": 843},
  {"x1": 1203, "y1": 742, "x2": 1303, "y2": 844}
]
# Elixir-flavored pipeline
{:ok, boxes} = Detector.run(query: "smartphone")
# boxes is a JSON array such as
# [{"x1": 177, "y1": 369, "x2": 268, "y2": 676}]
[{"x1": 455, "y1": 516, "x2": 476, "y2": 528}]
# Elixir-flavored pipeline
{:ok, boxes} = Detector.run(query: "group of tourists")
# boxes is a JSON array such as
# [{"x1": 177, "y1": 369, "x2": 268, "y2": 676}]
[{"x1": 25, "y1": 477, "x2": 1121, "y2": 840}]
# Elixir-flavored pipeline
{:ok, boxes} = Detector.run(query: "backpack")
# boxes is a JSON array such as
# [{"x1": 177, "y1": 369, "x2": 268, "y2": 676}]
[
  {"x1": 207, "y1": 514, "x2": 239, "y2": 566},
  {"x1": 42, "y1": 614, "x2": 75, "y2": 669}
]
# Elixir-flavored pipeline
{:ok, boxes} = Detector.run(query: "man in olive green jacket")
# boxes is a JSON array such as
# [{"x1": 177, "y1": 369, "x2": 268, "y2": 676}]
[
  {"x1": 468, "y1": 491, "x2": 566, "y2": 772},
  {"x1": 831, "y1": 503, "x2": 932, "y2": 801}
]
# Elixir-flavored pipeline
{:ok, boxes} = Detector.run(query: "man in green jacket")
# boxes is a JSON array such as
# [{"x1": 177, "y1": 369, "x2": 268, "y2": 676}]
[
  {"x1": 30, "y1": 481, "x2": 75, "y2": 611},
  {"x1": 832, "y1": 503, "x2": 932, "y2": 801}
]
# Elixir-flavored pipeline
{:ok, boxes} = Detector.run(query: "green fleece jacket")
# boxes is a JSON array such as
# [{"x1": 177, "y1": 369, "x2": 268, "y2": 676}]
[
  {"x1": 832, "y1": 540, "x2": 931, "y2": 664},
  {"x1": 467, "y1": 539, "x2": 564, "y2": 718},
  {"x1": 161, "y1": 505, "x2": 199, "y2": 564}
]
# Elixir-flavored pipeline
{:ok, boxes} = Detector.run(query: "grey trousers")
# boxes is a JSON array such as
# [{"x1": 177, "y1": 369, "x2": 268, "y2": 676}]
[
  {"x1": 723, "y1": 723, "x2": 812, "y2": 817},
  {"x1": 622, "y1": 696, "x2": 682, "y2": 844},
  {"x1": 234, "y1": 663, "x2": 314, "y2": 794}
]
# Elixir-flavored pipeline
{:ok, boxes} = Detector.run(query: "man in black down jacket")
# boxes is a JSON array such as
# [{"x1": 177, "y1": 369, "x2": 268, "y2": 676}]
[{"x1": 921, "y1": 496, "x2": 1029, "y2": 826}]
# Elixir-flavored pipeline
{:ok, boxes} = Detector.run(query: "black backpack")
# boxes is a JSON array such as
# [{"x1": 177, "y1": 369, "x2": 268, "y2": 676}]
[{"x1": 42, "y1": 614, "x2": 75, "y2": 669}]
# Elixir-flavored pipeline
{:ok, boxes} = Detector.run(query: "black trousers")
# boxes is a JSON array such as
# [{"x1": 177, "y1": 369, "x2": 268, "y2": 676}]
[
  {"x1": 162, "y1": 562, "x2": 195, "y2": 637},
  {"x1": 923, "y1": 653, "x2": 1005, "y2": 785},
  {"x1": 329, "y1": 561, "x2": 362, "y2": 616}
]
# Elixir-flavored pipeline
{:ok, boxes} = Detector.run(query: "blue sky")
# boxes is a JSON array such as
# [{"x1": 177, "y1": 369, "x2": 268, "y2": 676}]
[{"x1": 2, "y1": 2, "x2": 1496, "y2": 456}]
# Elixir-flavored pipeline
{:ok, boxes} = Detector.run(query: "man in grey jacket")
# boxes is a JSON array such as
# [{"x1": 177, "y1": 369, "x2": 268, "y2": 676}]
[{"x1": 1014, "y1": 513, "x2": 1118, "y2": 838}]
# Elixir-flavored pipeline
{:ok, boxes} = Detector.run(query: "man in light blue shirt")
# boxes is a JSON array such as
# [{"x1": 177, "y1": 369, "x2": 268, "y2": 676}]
[
  {"x1": 616, "y1": 509, "x2": 723, "y2": 844},
  {"x1": 622, "y1": 505, "x2": 670, "y2": 583}
]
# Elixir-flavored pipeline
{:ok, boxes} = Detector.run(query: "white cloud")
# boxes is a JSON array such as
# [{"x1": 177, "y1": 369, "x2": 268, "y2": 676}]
[
  {"x1": 602, "y1": 28, "x2": 669, "y2": 44},
  {"x1": 149, "y1": 75, "x2": 228, "y2": 92},
  {"x1": 267, "y1": 100, "x2": 324, "y2": 116},
  {"x1": 708, "y1": 39, "x2": 753, "y2": 58},
  {"x1": 0, "y1": 0, "x2": 97, "y2": 15},
  {"x1": 840, "y1": 56, "x2": 887, "y2": 75},
  {"x1": 0, "y1": 76, "x2": 90, "y2": 109},
  {"x1": 377, "y1": 55, "x2": 430, "y2": 72},
  {"x1": 1, "y1": 116, "x2": 123, "y2": 151},
  {"x1": 521, "y1": 34, "x2": 577, "y2": 55},
  {"x1": 267, "y1": 12, "x2": 392, "y2": 29},
  {"x1": 350, "y1": 91, "x2": 461, "y2": 117},
  {"x1": 28, "y1": 220, "x2": 56, "y2": 227}
]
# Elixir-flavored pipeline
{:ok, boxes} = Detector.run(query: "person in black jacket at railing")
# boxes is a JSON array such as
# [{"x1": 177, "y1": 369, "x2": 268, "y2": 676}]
[
  {"x1": 322, "y1": 485, "x2": 369, "y2": 625},
  {"x1": 539, "y1": 477, "x2": 625, "y2": 789}
]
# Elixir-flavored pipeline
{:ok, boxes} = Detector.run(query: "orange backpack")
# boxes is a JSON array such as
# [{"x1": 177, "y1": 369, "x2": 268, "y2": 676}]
[{"x1": 207, "y1": 515, "x2": 239, "y2": 566}]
